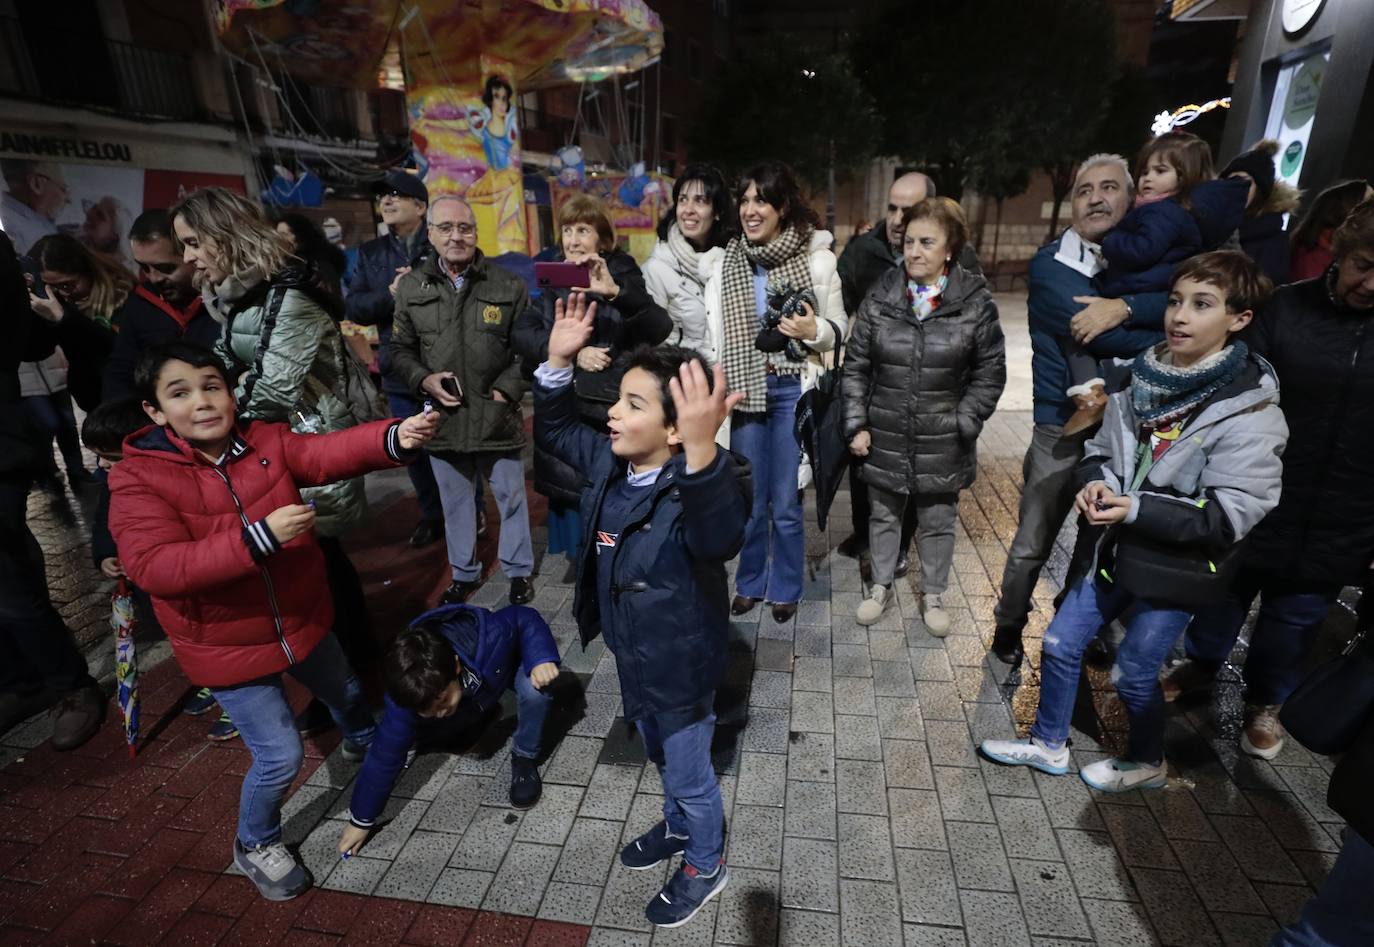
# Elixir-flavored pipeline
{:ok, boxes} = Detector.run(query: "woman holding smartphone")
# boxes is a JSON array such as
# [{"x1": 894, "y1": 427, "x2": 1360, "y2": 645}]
[{"x1": 513, "y1": 194, "x2": 672, "y2": 566}]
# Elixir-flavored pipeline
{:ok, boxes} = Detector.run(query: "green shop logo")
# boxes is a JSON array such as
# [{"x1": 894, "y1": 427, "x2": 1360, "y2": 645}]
[{"x1": 1280, "y1": 141, "x2": 1304, "y2": 177}]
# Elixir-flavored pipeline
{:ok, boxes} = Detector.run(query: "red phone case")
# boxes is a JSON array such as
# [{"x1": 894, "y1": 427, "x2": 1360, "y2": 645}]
[{"x1": 534, "y1": 261, "x2": 590, "y2": 290}]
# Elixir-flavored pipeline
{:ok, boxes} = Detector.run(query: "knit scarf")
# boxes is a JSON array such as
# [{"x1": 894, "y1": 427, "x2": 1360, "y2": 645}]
[
  {"x1": 203, "y1": 266, "x2": 266, "y2": 324},
  {"x1": 666, "y1": 223, "x2": 706, "y2": 289},
  {"x1": 1130, "y1": 341, "x2": 1249, "y2": 429},
  {"x1": 719, "y1": 224, "x2": 814, "y2": 412},
  {"x1": 906, "y1": 269, "x2": 948, "y2": 321}
]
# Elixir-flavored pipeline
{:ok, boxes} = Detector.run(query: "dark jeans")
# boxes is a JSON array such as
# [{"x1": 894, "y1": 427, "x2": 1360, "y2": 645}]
[
  {"x1": 21, "y1": 391, "x2": 85, "y2": 478},
  {"x1": 637, "y1": 712, "x2": 723, "y2": 873},
  {"x1": 387, "y1": 391, "x2": 443, "y2": 526},
  {"x1": 0, "y1": 476, "x2": 94, "y2": 694},
  {"x1": 1185, "y1": 568, "x2": 1341, "y2": 705},
  {"x1": 317, "y1": 537, "x2": 375, "y2": 666},
  {"x1": 1273, "y1": 828, "x2": 1374, "y2": 946}
]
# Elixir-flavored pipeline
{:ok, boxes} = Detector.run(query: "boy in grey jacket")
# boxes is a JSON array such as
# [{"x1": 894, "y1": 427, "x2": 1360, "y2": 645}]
[{"x1": 980, "y1": 252, "x2": 1288, "y2": 793}]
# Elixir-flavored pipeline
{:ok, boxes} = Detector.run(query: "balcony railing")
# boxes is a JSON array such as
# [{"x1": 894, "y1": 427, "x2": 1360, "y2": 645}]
[{"x1": 0, "y1": 16, "x2": 199, "y2": 120}]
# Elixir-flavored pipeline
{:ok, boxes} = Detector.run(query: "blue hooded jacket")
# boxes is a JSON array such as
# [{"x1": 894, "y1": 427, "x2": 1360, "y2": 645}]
[{"x1": 347, "y1": 604, "x2": 560, "y2": 827}]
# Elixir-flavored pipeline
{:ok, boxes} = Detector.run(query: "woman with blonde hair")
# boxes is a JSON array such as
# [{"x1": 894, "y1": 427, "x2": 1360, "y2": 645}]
[
  {"x1": 514, "y1": 192, "x2": 672, "y2": 565},
  {"x1": 170, "y1": 186, "x2": 373, "y2": 739},
  {"x1": 26, "y1": 233, "x2": 124, "y2": 410}
]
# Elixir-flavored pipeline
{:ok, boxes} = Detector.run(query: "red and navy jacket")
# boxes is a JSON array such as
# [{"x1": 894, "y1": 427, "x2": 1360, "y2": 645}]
[
  {"x1": 102, "y1": 286, "x2": 219, "y2": 400},
  {"x1": 108, "y1": 417, "x2": 412, "y2": 687}
]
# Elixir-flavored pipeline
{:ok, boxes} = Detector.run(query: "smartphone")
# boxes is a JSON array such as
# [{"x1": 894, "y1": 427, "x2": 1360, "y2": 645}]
[
  {"x1": 440, "y1": 376, "x2": 463, "y2": 402},
  {"x1": 18, "y1": 256, "x2": 46, "y2": 298},
  {"x1": 533, "y1": 261, "x2": 590, "y2": 290}
]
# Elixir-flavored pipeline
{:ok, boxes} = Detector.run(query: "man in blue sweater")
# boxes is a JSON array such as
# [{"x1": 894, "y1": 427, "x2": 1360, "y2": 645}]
[
  {"x1": 990, "y1": 154, "x2": 1167, "y2": 664},
  {"x1": 337, "y1": 603, "x2": 561, "y2": 856}
]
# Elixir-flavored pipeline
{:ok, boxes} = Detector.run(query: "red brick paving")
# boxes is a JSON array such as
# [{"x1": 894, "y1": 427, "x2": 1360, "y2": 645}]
[{"x1": 0, "y1": 492, "x2": 586, "y2": 946}]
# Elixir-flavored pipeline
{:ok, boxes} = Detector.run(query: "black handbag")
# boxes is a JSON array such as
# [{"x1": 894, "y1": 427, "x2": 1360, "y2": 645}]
[
  {"x1": 1280, "y1": 593, "x2": 1374, "y2": 756},
  {"x1": 1102, "y1": 527, "x2": 1243, "y2": 610}
]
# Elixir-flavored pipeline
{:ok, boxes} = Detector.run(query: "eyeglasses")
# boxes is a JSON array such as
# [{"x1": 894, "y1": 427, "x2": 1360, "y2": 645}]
[{"x1": 430, "y1": 222, "x2": 476, "y2": 238}]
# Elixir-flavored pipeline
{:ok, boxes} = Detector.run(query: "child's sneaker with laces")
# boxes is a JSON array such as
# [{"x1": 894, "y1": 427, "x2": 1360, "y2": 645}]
[
  {"x1": 1080, "y1": 757, "x2": 1167, "y2": 793},
  {"x1": 1240, "y1": 703, "x2": 1285, "y2": 760},
  {"x1": 207, "y1": 711, "x2": 239, "y2": 742},
  {"x1": 184, "y1": 687, "x2": 217, "y2": 716},
  {"x1": 645, "y1": 860, "x2": 728, "y2": 928},
  {"x1": 979, "y1": 737, "x2": 1071, "y2": 775},
  {"x1": 233, "y1": 839, "x2": 311, "y2": 901},
  {"x1": 620, "y1": 819, "x2": 689, "y2": 870}
]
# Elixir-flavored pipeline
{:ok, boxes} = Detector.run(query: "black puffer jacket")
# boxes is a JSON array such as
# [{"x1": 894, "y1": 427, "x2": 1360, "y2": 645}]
[
  {"x1": 1240, "y1": 273, "x2": 1374, "y2": 585},
  {"x1": 513, "y1": 249, "x2": 672, "y2": 504},
  {"x1": 841, "y1": 264, "x2": 1006, "y2": 495}
]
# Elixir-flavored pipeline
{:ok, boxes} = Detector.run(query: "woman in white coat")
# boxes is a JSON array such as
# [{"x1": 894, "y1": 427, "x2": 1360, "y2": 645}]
[
  {"x1": 642, "y1": 163, "x2": 734, "y2": 357},
  {"x1": 704, "y1": 160, "x2": 845, "y2": 623}
]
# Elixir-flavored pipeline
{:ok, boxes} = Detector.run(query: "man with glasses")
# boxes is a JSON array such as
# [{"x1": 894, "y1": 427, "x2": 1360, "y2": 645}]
[
  {"x1": 0, "y1": 160, "x2": 67, "y2": 256},
  {"x1": 347, "y1": 170, "x2": 450, "y2": 548},
  {"x1": 101, "y1": 209, "x2": 218, "y2": 399},
  {"x1": 390, "y1": 196, "x2": 537, "y2": 606}
]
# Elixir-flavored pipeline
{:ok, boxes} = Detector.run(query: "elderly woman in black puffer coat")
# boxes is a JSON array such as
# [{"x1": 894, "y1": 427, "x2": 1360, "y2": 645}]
[{"x1": 842, "y1": 198, "x2": 1006, "y2": 635}]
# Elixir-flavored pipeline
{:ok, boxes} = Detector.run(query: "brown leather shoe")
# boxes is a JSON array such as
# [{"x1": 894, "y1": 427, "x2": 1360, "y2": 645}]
[
  {"x1": 51, "y1": 684, "x2": 105, "y2": 752},
  {"x1": 731, "y1": 595, "x2": 759, "y2": 616},
  {"x1": 771, "y1": 602, "x2": 797, "y2": 623}
]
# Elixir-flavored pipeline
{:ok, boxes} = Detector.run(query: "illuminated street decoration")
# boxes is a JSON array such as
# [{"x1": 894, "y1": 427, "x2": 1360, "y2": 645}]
[{"x1": 1150, "y1": 97, "x2": 1231, "y2": 136}]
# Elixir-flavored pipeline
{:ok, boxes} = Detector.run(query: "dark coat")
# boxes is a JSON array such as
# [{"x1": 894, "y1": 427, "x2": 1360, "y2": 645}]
[
  {"x1": 513, "y1": 250, "x2": 672, "y2": 505},
  {"x1": 0, "y1": 233, "x2": 52, "y2": 479},
  {"x1": 841, "y1": 264, "x2": 1007, "y2": 495},
  {"x1": 102, "y1": 286, "x2": 219, "y2": 400},
  {"x1": 1237, "y1": 212, "x2": 1291, "y2": 285},
  {"x1": 533, "y1": 375, "x2": 750, "y2": 723},
  {"x1": 389, "y1": 252, "x2": 529, "y2": 456},
  {"x1": 1239, "y1": 276, "x2": 1374, "y2": 586},
  {"x1": 347, "y1": 604, "x2": 561, "y2": 826},
  {"x1": 345, "y1": 230, "x2": 429, "y2": 395}
]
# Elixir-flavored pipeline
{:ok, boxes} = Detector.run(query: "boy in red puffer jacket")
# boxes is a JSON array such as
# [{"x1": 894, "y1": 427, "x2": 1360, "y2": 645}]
[{"x1": 108, "y1": 341, "x2": 437, "y2": 902}]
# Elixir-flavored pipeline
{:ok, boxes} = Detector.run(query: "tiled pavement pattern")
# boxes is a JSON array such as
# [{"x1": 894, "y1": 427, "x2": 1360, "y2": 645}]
[{"x1": 0, "y1": 299, "x2": 1355, "y2": 945}]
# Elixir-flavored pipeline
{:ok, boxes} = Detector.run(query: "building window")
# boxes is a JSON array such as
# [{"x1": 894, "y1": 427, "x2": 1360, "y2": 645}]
[{"x1": 688, "y1": 40, "x2": 702, "y2": 81}]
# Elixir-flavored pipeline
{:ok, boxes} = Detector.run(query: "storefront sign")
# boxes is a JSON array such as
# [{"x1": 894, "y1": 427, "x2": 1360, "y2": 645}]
[{"x1": 0, "y1": 131, "x2": 133, "y2": 163}]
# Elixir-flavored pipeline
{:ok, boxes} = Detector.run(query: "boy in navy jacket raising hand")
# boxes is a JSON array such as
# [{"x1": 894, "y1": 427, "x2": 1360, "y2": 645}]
[{"x1": 534, "y1": 292, "x2": 750, "y2": 929}]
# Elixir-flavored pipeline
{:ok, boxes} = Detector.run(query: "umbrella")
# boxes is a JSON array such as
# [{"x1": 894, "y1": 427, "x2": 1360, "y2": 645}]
[
  {"x1": 111, "y1": 578, "x2": 140, "y2": 758},
  {"x1": 794, "y1": 366, "x2": 850, "y2": 532}
]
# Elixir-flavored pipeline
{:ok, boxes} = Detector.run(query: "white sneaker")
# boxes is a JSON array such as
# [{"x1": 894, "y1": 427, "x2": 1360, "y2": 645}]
[
  {"x1": 921, "y1": 593, "x2": 951, "y2": 637},
  {"x1": 1240, "y1": 704, "x2": 1285, "y2": 760},
  {"x1": 1080, "y1": 757, "x2": 1167, "y2": 793},
  {"x1": 856, "y1": 585, "x2": 892, "y2": 626},
  {"x1": 979, "y1": 737, "x2": 1071, "y2": 776}
]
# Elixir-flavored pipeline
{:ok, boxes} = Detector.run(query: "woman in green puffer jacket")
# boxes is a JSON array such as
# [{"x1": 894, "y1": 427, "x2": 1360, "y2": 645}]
[{"x1": 170, "y1": 187, "x2": 376, "y2": 732}]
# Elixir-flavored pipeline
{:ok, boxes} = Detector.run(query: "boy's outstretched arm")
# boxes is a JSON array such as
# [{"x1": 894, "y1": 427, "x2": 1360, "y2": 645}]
[
  {"x1": 340, "y1": 696, "x2": 419, "y2": 856},
  {"x1": 532, "y1": 293, "x2": 614, "y2": 479},
  {"x1": 282, "y1": 411, "x2": 438, "y2": 487},
  {"x1": 672, "y1": 359, "x2": 751, "y2": 561}
]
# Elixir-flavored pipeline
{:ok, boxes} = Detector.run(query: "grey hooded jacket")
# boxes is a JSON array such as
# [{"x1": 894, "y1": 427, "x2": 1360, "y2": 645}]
[{"x1": 1077, "y1": 349, "x2": 1289, "y2": 560}]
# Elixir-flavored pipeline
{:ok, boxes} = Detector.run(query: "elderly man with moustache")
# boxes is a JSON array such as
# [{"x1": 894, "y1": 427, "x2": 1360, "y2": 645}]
[
  {"x1": 989, "y1": 154, "x2": 1170, "y2": 664},
  {"x1": 389, "y1": 197, "x2": 536, "y2": 607}
]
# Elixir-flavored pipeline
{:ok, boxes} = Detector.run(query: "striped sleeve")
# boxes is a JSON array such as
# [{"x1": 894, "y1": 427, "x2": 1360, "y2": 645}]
[{"x1": 242, "y1": 519, "x2": 282, "y2": 562}]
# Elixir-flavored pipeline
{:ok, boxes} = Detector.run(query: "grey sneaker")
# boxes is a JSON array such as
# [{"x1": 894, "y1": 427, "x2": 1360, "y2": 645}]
[
  {"x1": 979, "y1": 737, "x2": 1071, "y2": 776},
  {"x1": 921, "y1": 593, "x2": 951, "y2": 637},
  {"x1": 1079, "y1": 757, "x2": 1167, "y2": 793},
  {"x1": 856, "y1": 585, "x2": 892, "y2": 626},
  {"x1": 233, "y1": 839, "x2": 311, "y2": 901}
]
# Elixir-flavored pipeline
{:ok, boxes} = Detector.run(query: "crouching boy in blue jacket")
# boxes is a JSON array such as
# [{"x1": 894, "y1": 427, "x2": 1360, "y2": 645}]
[
  {"x1": 981, "y1": 251, "x2": 1288, "y2": 793},
  {"x1": 534, "y1": 293, "x2": 750, "y2": 928},
  {"x1": 337, "y1": 603, "x2": 561, "y2": 857}
]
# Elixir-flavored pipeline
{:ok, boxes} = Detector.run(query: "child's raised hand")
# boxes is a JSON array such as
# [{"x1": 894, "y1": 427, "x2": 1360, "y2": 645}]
[
  {"x1": 670, "y1": 360, "x2": 743, "y2": 471},
  {"x1": 548, "y1": 292, "x2": 598, "y2": 368},
  {"x1": 529, "y1": 662, "x2": 559, "y2": 689},
  {"x1": 398, "y1": 407, "x2": 440, "y2": 450},
  {"x1": 265, "y1": 503, "x2": 315, "y2": 543}
]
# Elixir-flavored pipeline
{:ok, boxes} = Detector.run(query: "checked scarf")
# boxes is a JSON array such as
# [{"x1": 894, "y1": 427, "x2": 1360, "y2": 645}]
[
  {"x1": 719, "y1": 224, "x2": 814, "y2": 412},
  {"x1": 1130, "y1": 341, "x2": 1249, "y2": 430}
]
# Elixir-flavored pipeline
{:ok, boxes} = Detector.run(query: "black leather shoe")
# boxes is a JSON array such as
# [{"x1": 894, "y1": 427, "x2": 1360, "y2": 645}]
[
  {"x1": 893, "y1": 554, "x2": 910, "y2": 579},
  {"x1": 771, "y1": 602, "x2": 797, "y2": 623},
  {"x1": 409, "y1": 520, "x2": 444, "y2": 548},
  {"x1": 836, "y1": 533, "x2": 868, "y2": 559},
  {"x1": 990, "y1": 625, "x2": 1024, "y2": 665},
  {"x1": 731, "y1": 595, "x2": 759, "y2": 616},
  {"x1": 440, "y1": 580, "x2": 481, "y2": 605},
  {"x1": 509, "y1": 576, "x2": 535, "y2": 605}
]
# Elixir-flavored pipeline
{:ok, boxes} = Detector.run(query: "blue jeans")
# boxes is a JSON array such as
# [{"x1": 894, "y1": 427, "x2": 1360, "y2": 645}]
[
  {"x1": 1186, "y1": 569, "x2": 1340, "y2": 705},
  {"x1": 730, "y1": 374, "x2": 803, "y2": 604},
  {"x1": 1273, "y1": 829, "x2": 1374, "y2": 946},
  {"x1": 387, "y1": 391, "x2": 444, "y2": 526},
  {"x1": 636, "y1": 713, "x2": 723, "y2": 873},
  {"x1": 21, "y1": 391, "x2": 85, "y2": 477},
  {"x1": 210, "y1": 634, "x2": 376, "y2": 848},
  {"x1": 418, "y1": 669, "x2": 552, "y2": 760},
  {"x1": 1031, "y1": 576, "x2": 1194, "y2": 765}
]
